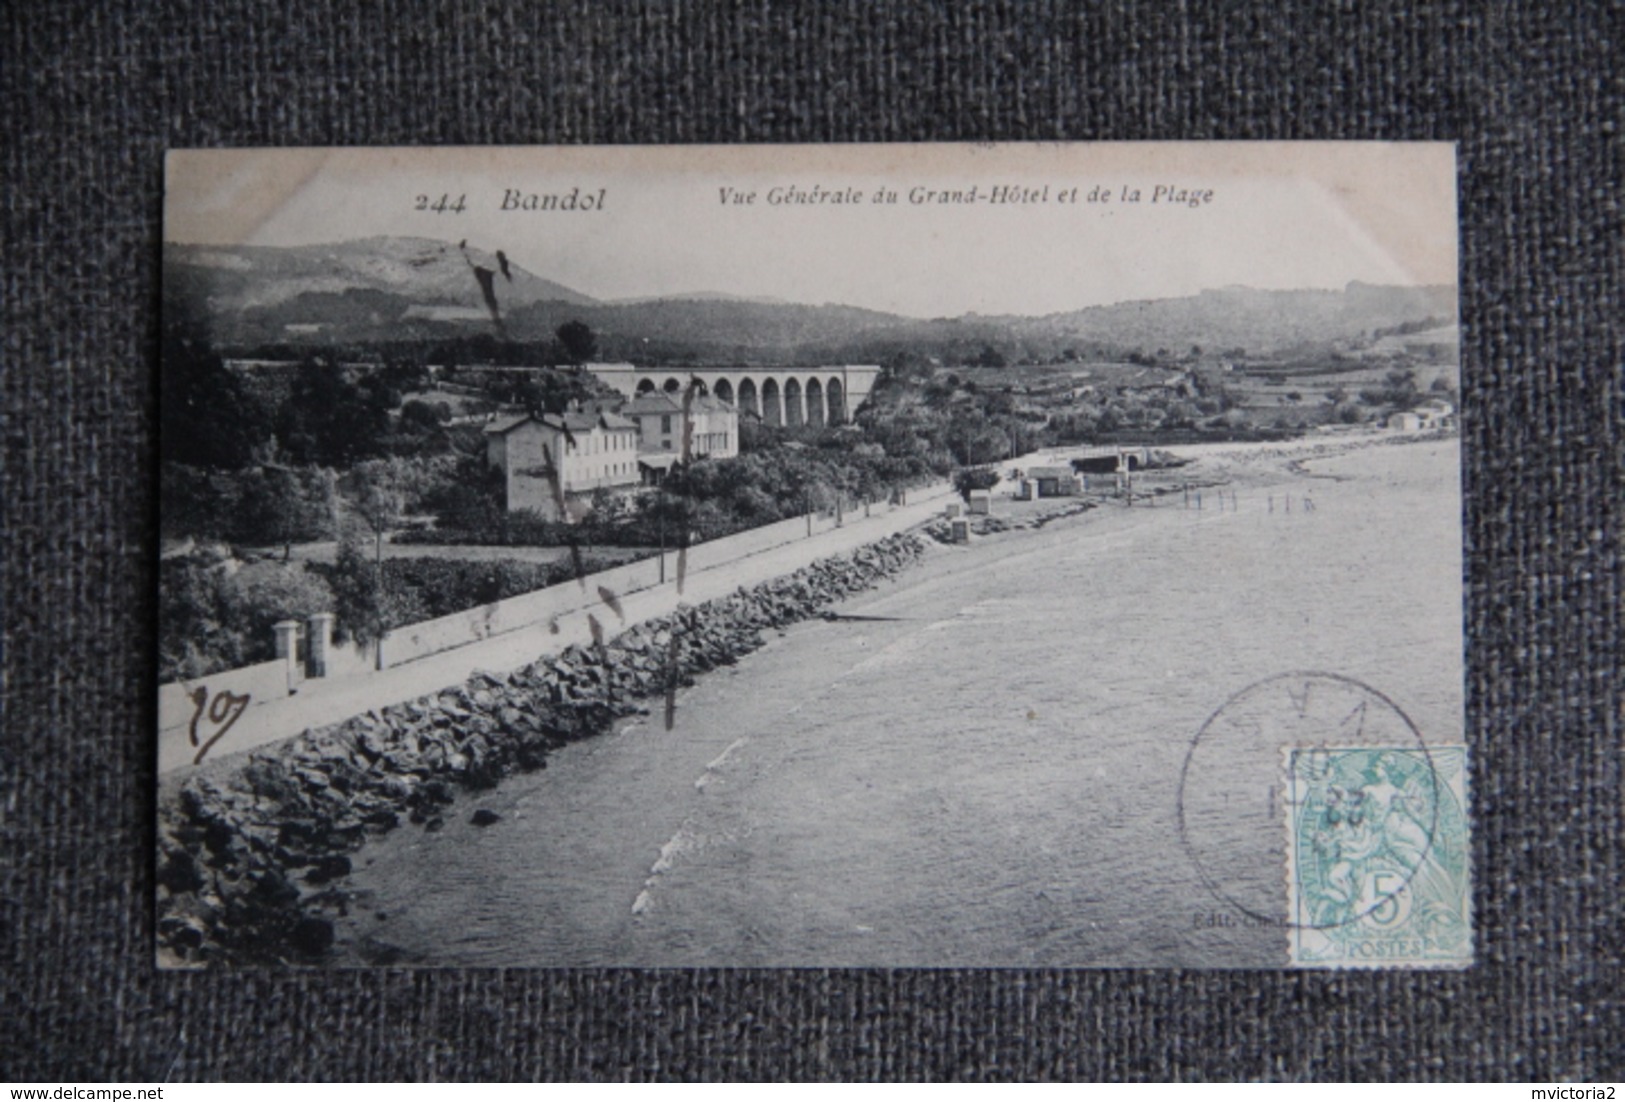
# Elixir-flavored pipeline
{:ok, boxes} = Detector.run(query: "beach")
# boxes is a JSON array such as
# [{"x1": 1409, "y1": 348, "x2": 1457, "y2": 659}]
[{"x1": 334, "y1": 435, "x2": 1465, "y2": 968}]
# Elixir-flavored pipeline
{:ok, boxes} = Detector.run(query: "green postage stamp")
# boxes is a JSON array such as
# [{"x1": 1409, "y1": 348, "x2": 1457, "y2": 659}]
[{"x1": 1285, "y1": 745, "x2": 1472, "y2": 968}]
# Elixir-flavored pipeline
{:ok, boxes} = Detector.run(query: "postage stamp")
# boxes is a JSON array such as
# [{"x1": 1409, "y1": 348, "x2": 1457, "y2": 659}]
[{"x1": 1285, "y1": 744, "x2": 1472, "y2": 968}]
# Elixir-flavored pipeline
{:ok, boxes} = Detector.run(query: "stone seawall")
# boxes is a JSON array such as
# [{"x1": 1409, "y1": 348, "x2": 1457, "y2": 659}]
[{"x1": 156, "y1": 533, "x2": 928, "y2": 965}]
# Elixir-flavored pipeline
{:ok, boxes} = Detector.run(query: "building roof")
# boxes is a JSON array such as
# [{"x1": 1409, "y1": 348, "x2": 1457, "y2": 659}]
[
  {"x1": 1027, "y1": 466, "x2": 1076, "y2": 479},
  {"x1": 623, "y1": 393, "x2": 683, "y2": 416},
  {"x1": 638, "y1": 453, "x2": 682, "y2": 471},
  {"x1": 547, "y1": 410, "x2": 637, "y2": 433},
  {"x1": 482, "y1": 413, "x2": 534, "y2": 435},
  {"x1": 485, "y1": 410, "x2": 636, "y2": 436},
  {"x1": 690, "y1": 394, "x2": 736, "y2": 415}
]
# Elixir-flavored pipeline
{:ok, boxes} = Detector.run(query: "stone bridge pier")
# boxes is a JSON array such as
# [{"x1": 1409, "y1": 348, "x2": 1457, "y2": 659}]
[{"x1": 588, "y1": 363, "x2": 881, "y2": 426}]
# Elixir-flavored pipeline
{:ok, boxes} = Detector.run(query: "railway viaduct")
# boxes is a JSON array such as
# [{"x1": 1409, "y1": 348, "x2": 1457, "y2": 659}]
[{"x1": 587, "y1": 363, "x2": 882, "y2": 427}]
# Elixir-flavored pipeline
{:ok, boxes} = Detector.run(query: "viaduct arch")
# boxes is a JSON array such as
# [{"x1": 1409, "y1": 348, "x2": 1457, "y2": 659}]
[{"x1": 591, "y1": 363, "x2": 877, "y2": 426}]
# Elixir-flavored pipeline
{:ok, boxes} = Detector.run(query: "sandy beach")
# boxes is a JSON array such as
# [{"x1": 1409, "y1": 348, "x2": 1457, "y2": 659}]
[{"x1": 333, "y1": 434, "x2": 1464, "y2": 967}]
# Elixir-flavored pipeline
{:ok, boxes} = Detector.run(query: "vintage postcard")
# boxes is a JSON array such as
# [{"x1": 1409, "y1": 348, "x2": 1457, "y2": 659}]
[{"x1": 157, "y1": 142, "x2": 1467, "y2": 968}]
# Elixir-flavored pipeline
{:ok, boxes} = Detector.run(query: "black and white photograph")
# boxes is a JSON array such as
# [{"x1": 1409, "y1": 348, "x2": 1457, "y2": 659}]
[{"x1": 157, "y1": 142, "x2": 1466, "y2": 969}]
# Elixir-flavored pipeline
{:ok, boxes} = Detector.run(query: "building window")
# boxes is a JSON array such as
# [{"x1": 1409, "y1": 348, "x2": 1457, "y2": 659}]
[{"x1": 661, "y1": 415, "x2": 672, "y2": 434}]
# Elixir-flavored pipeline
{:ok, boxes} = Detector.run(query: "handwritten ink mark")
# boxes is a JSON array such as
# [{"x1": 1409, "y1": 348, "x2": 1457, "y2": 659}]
[{"x1": 187, "y1": 686, "x2": 251, "y2": 765}]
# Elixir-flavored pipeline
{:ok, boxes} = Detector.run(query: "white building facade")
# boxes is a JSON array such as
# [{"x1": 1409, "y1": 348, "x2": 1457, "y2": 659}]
[{"x1": 484, "y1": 410, "x2": 641, "y2": 520}]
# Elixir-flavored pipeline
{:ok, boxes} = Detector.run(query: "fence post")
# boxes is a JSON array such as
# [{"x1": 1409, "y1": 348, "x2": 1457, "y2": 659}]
[
  {"x1": 274, "y1": 620, "x2": 302, "y2": 694},
  {"x1": 306, "y1": 612, "x2": 335, "y2": 678}
]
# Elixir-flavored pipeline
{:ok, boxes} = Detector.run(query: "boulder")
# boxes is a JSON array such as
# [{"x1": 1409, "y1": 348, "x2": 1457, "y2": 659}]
[
  {"x1": 288, "y1": 916, "x2": 335, "y2": 956},
  {"x1": 155, "y1": 527, "x2": 932, "y2": 964},
  {"x1": 303, "y1": 854, "x2": 352, "y2": 885}
]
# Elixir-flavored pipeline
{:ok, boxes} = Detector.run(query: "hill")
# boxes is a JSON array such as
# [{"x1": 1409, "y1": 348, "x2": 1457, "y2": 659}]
[
  {"x1": 1009, "y1": 283, "x2": 1459, "y2": 357},
  {"x1": 165, "y1": 237, "x2": 596, "y2": 315},
  {"x1": 165, "y1": 236, "x2": 1456, "y2": 361}
]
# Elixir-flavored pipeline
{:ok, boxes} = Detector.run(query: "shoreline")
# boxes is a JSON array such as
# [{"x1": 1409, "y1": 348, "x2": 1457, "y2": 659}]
[
  {"x1": 156, "y1": 430, "x2": 1456, "y2": 967},
  {"x1": 331, "y1": 432, "x2": 1462, "y2": 967},
  {"x1": 156, "y1": 532, "x2": 930, "y2": 965}
]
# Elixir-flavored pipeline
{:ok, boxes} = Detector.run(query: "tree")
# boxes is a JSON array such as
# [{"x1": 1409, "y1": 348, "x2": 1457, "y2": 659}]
[
  {"x1": 249, "y1": 463, "x2": 336, "y2": 559},
  {"x1": 327, "y1": 536, "x2": 386, "y2": 646},
  {"x1": 954, "y1": 466, "x2": 1000, "y2": 501},
  {"x1": 878, "y1": 349, "x2": 933, "y2": 384},
  {"x1": 219, "y1": 561, "x2": 334, "y2": 654},
  {"x1": 1382, "y1": 367, "x2": 1420, "y2": 407},
  {"x1": 556, "y1": 320, "x2": 598, "y2": 365},
  {"x1": 345, "y1": 458, "x2": 410, "y2": 566},
  {"x1": 160, "y1": 294, "x2": 259, "y2": 469},
  {"x1": 512, "y1": 369, "x2": 600, "y2": 415},
  {"x1": 586, "y1": 486, "x2": 634, "y2": 531},
  {"x1": 946, "y1": 412, "x2": 1007, "y2": 465},
  {"x1": 278, "y1": 358, "x2": 391, "y2": 466},
  {"x1": 400, "y1": 398, "x2": 451, "y2": 429}
]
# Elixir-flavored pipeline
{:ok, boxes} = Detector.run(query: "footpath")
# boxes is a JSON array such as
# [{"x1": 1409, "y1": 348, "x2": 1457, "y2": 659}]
[{"x1": 159, "y1": 486, "x2": 954, "y2": 774}]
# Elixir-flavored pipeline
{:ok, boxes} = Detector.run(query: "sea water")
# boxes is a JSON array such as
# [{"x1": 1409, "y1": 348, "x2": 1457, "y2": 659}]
[{"x1": 337, "y1": 440, "x2": 1464, "y2": 967}]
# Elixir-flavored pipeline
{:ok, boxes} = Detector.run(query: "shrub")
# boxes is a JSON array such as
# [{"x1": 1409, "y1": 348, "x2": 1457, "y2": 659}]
[
  {"x1": 219, "y1": 561, "x2": 335, "y2": 645},
  {"x1": 505, "y1": 510, "x2": 578, "y2": 546},
  {"x1": 159, "y1": 557, "x2": 335, "y2": 682},
  {"x1": 320, "y1": 539, "x2": 404, "y2": 646},
  {"x1": 161, "y1": 462, "x2": 335, "y2": 548},
  {"x1": 161, "y1": 464, "x2": 243, "y2": 542},
  {"x1": 307, "y1": 551, "x2": 633, "y2": 643},
  {"x1": 954, "y1": 466, "x2": 1001, "y2": 501}
]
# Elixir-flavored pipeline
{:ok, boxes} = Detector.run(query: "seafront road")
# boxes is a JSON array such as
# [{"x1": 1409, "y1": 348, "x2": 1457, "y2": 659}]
[{"x1": 159, "y1": 484, "x2": 955, "y2": 775}]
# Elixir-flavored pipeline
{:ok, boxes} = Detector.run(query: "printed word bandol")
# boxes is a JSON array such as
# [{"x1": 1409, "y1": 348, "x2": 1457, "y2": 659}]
[{"x1": 499, "y1": 186, "x2": 607, "y2": 212}]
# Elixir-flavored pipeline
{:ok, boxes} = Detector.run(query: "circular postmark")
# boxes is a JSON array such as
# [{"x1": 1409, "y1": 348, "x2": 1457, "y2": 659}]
[{"x1": 1177, "y1": 671, "x2": 1452, "y2": 934}]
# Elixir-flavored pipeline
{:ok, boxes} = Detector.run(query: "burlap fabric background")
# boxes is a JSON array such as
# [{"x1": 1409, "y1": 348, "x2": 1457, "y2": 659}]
[{"x1": 3, "y1": 1, "x2": 1619, "y2": 1082}]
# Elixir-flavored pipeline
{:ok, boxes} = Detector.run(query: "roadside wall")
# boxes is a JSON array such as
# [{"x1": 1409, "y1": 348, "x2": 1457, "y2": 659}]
[
  {"x1": 376, "y1": 484, "x2": 950, "y2": 668},
  {"x1": 156, "y1": 658, "x2": 293, "y2": 737},
  {"x1": 157, "y1": 479, "x2": 952, "y2": 754},
  {"x1": 378, "y1": 554, "x2": 666, "y2": 667}
]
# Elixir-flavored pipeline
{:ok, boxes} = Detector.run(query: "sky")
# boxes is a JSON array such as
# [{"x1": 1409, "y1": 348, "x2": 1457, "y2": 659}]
[{"x1": 166, "y1": 143, "x2": 1458, "y2": 319}]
